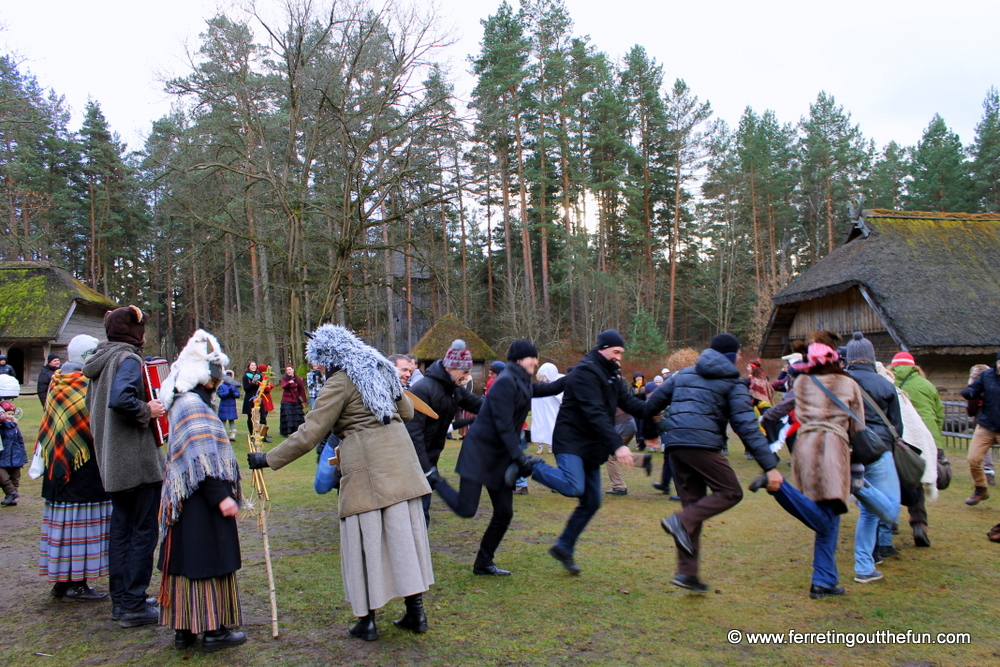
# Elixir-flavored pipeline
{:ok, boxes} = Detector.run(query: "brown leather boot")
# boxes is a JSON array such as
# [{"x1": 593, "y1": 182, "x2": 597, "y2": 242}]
[{"x1": 965, "y1": 487, "x2": 990, "y2": 505}]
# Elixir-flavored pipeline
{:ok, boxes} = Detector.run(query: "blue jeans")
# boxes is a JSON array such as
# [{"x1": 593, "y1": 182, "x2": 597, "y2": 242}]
[
  {"x1": 531, "y1": 454, "x2": 602, "y2": 554},
  {"x1": 854, "y1": 449, "x2": 900, "y2": 575},
  {"x1": 516, "y1": 430, "x2": 528, "y2": 489},
  {"x1": 771, "y1": 481, "x2": 841, "y2": 588}
]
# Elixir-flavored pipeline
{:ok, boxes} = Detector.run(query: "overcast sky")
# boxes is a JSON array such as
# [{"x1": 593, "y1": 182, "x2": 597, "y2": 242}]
[{"x1": 3, "y1": 0, "x2": 998, "y2": 154}]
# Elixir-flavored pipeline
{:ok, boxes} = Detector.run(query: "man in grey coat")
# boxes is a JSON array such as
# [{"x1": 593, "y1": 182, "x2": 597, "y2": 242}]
[{"x1": 84, "y1": 306, "x2": 165, "y2": 628}]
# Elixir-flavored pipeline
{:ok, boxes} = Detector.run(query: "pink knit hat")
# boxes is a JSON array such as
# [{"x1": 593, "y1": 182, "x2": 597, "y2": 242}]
[
  {"x1": 443, "y1": 340, "x2": 473, "y2": 371},
  {"x1": 891, "y1": 352, "x2": 916, "y2": 366}
]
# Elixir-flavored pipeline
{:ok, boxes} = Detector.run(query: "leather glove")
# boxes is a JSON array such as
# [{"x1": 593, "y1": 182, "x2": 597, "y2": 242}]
[{"x1": 247, "y1": 452, "x2": 269, "y2": 470}]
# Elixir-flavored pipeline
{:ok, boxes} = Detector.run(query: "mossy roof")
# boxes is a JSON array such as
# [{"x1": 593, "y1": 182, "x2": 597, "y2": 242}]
[
  {"x1": 409, "y1": 315, "x2": 497, "y2": 361},
  {"x1": 0, "y1": 262, "x2": 118, "y2": 340},
  {"x1": 761, "y1": 211, "x2": 1000, "y2": 355}
]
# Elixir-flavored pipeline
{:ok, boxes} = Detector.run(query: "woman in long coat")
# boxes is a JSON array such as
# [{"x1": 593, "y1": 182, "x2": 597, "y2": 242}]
[
  {"x1": 752, "y1": 332, "x2": 863, "y2": 599},
  {"x1": 247, "y1": 325, "x2": 433, "y2": 641}
]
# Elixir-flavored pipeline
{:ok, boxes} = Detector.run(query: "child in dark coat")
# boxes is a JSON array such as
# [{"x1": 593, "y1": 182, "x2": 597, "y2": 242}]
[
  {"x1": 0, "y1": 400, "x2": 27, "y2": 506},
  {"x1": 216, "y1": 371, "x2": 241, "y2": 441}
]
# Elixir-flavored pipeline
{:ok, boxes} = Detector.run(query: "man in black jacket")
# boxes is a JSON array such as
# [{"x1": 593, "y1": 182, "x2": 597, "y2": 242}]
[
  {"x1": 524, "y1": 330, "x2": 651, "y2": 575},
  {"x1": 644, "y1": 333, "x2": 782, "y2": 593},
  {"x1": 405, "y1": 340, "x2": 483, "y2": 525},
  {"x1": 429, "y1": 339, "x2": 564, "y2": 576},
  {"x1": 37, "y1": 353, "x2": 61, "y2": 406},
  {"x1": 960, "y1": 351, "x2": 1000, "y2": 505}
]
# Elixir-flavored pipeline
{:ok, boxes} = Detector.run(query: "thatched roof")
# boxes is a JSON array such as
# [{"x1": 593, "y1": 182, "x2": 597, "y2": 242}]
[
  {"x1": 761, "y1": 210, "x2": 1000, "y2": 356},
  {"x1": 409, "y1": 315, "x2": 496, "y2": 361},
  {"x1": 0, "y1": 262, "x2": 118, "y2": 340}
]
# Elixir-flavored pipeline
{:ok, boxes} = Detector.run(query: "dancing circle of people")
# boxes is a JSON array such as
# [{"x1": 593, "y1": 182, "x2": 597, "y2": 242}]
[{"x1": 8, "y1": 306, "x2": 998, "y2": 651}]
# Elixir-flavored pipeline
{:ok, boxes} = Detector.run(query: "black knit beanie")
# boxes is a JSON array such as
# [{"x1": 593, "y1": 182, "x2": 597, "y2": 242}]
[
  {"x1": 507, "y1": 339, "x2": 539, "y2": 362},
  {"x1": 710, "y1": 333, "x2": 741, "y2": 355},
  {"x1": 595, "y1": 329, "x2": 626, "y2": 350}
]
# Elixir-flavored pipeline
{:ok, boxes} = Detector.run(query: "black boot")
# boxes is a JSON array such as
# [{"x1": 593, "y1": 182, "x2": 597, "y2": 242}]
[
  {"x1": 393, "y1": 593, "x2": 429, "y2": 633},
  {"x1": 202, "y1": 626, "x2": 247, "y2": 652},
  {"x1": 348, "y1": 611, "x2": 378, "y2": 641},
  {"x1": 174, "y1": 629, "x2": 196, "y2": 650}
]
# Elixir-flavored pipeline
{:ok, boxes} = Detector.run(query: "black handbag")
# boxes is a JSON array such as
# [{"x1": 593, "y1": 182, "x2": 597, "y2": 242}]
[
  {"x1": 806, "y1": 375, "x2": 888, "y2": 465},
  {"x1": 857, "y1": 386, "x2": 926, "y2": 489}
]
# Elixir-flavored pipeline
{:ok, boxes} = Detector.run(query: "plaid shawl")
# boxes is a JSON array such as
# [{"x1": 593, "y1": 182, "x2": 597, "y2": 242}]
[
  {"x1": 160, "y1": 390, "x2": 242, "y2": 533},
  {"x1": 37, "y1": 370, "x2": 92, "y2": 484}
]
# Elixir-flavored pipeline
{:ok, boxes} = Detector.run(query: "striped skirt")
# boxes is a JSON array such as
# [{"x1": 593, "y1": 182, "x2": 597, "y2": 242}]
[
  {"x1": 159, "y1": 572, "x2": 242, "y2": 633},
  {"x1": 38, "y1": 500, "x2": 111, "y2": 583}
]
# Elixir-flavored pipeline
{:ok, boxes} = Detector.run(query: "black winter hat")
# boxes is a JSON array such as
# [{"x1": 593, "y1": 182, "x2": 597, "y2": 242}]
[
  {"x1": 595, "y1": 329, "x2": 626, "y2": 350},
  {"x1": 507, "y1": 339, "x2": 539, "y2": 362},
  {"x1": 710, "y1": 333, "x2": 741, "y2": 355},
  {"x1": 47, "y1": 353, "x2": 60, "y2": 363}
]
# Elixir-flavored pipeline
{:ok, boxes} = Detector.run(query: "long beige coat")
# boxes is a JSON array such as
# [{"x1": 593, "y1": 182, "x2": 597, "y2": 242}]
[
  {"x1": 792, "y1": 372, "x2": 865, "y2": 514},
  {"x1": 265, "y1": 370, "x2": 430, "y2": 517}
]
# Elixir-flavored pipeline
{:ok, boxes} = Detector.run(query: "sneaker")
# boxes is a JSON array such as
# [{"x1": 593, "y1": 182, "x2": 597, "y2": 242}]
[
  {"x1": 878, "y1": 544, "x2": 898, "y2": 558},
  {"x1": 1, "y1": 491, "x2": 19, "y2": 506},
  {"x1": 853, "y1": 571, "x2": 883, "y2": 583},
  {"x1": 671, "y1": 573, "x2": 708, "y2": 593},
  {"x1": 872, "y1": 551, "x2": 883, "y2": 566},
  {"x1": 605, "y1": 488, "x2": 628, "y2": 496}
]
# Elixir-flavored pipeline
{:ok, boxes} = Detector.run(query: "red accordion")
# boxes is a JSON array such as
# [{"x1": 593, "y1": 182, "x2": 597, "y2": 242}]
[{"x1": 142, "y1": 358, "x2": 170, "y2": 446}]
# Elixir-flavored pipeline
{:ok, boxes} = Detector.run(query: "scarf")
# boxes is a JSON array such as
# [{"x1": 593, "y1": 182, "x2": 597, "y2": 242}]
[
  {"x1": 36, "y1": 370, "x2": 92, "y2": 485},
  {"x1": 159, "y1": 390, "x2": 242, "y2": 534},
  {"x1": 748, "y1": 365, "x2": 775, "y2": 404}
]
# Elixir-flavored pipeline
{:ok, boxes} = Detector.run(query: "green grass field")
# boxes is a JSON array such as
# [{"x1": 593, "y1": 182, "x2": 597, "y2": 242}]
[{"x1": 1, "y1": 397, "x2": 998, "y2": 666}]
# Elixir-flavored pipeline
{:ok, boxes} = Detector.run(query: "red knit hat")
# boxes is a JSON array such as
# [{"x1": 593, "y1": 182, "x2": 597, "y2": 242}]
[
  {"x1": 891, "y1": 352, "x2": 916, "y2": 366},
  {"x1": 443, "y1": 340, "x2": 473, "y2": 371}
]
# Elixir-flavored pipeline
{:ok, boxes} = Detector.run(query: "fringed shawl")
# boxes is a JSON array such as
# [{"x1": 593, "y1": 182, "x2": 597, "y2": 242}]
[
  {"x1": 305, "y1": 324, "x2": 402, "y2": 424},
  {"x1": 160, "y1": 391, "x2": 242, "y2": 534},
  {"x1": 36, "y1": 370, "x2": 92, "y2": 484}
]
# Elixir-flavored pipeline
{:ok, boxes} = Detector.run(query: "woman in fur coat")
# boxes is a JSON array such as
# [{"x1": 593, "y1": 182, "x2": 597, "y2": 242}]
[
  {"x1": 247, "y1": 325, "x2": 433, "y2": 642},
  {"x1": 751, "y1": 332, "x2": 863, "y2": 599}
]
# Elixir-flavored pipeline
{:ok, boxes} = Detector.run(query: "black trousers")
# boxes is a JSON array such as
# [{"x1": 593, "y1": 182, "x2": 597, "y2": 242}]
[
  {"x1": 435, "y1": 478, "x2": 514, "y2": 569},
  {"x1": 109, "y1": 483, "x2": 161, "y2": 612}
]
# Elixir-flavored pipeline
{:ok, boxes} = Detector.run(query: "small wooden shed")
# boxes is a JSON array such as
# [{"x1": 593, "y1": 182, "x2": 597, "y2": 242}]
[
  {"x1": 408, "y1": 315, "x2": 497, "y2": 394},
  {"x1": 759, "y1": 210, "x2": 1000, "y2": 391},
  {"x1": 0, "y1": 262, "x2": 118, "y2": 393}
]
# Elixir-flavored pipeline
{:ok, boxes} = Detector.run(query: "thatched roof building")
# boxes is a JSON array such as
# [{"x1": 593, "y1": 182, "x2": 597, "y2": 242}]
[
  {"x1": 759, "y1": 210, "x2": 1000, "y2": 390},
  {"x1": 409, "y1": 315, "x2": 497, "y2": 394},
  {"x1": 0, "y1": 262, "x2": 117, "y2": 391}
]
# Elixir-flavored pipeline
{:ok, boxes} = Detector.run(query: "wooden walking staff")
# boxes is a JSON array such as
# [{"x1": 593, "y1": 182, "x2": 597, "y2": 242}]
[{"x1": 246, "y1": 368, "x2": 280, "y2": 638}]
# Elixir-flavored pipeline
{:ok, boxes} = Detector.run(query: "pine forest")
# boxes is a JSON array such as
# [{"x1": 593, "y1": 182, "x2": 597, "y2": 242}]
[{"x1": 3, "y1": 0, "x2": 999, "y2": 366}]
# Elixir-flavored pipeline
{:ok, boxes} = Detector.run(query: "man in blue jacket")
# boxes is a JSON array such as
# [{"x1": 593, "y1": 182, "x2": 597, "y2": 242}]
[
  {"x1": 644, "y1": 333, "x2": 782, "y2": 593},
  {"x1": 961, "y1": 350, "x2": 1000, "y2": 506},
  {"x1": 522, "y1": 330, "x2": 651, "y2": 575}
]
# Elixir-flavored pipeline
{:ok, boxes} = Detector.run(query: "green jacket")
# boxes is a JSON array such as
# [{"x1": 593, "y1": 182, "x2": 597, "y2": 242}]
[{"x1": 892, "y1": 365, "x2": 944, "y2": 448}]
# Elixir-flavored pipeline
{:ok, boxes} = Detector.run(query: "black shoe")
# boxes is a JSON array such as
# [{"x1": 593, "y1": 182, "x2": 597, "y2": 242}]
[
  {"x1": 605, "y1": 488, "x2": 628, "y2": 496},
  {"x1": 878, "y1": 544, "x2": 898, "y2": 558},
  {"x1": 872, "y1": 550, "x2": 883, "y2": 566},
  {"x1": 202, "y1": 627, "x2": 247, "y2": 652},
  {"x1": 393, "y1": 594, "x2": 428, "y2": 634},
  {"x1": 809, "y1": 584, "x2": 846, "y2": 599},
  {"x1": 652, "y1": 482, "x2": 666, "y2": 492},
  {"x1": 669, "y1": 495, "x2": 681, "y2": 501},
  {"x1": 110, "y1": 597, "x2": 156, "y2": 621},
  {"x1": 473, "y1": 564, "x2": 511, "y2": 576},
  {"x1": 661, "y1": 515, "x2": 696, "y2": 557},
  {"x1": 263, "y1": 436, "x2": 273, "y2": 443},
  {"x1": 62, "y1": 583, "x2": 108, "y2": 602},
  {"x1": 671, "y1": 574, "x2": 708, "y2": 593},
  {"x1": 50, "y1": 582, "x2": 70, "y2": 599},
  {"x1": 913, "y1": 524, "x2": 931, "y2": 547},
  {"x1": 174, "y1": 630, "x2": 196, "y2": 650},
  {"x1": 748, "y1": 473, "x2": 768, "y2": 493},
  {"x1": 119, "y1": 603, "x2": 159, "y2": 628},
  {"x1": 349, "y1": 611, "x2": 378, "y2": 641},
  {"x1": 642, "y1": 453, "x2": 653, "y2": 476},
  {"x1": 548, "y1": 545, "x2": 581, "y2": 575}
]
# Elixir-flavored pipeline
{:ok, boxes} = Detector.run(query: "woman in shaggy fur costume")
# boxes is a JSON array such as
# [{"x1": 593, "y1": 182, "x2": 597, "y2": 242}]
[
  {"x1": 157, "y1": 330, "x2": 246, "y2": 653},
  {"x1": 247, "y1": 325, "x2": 433, "y2": 642}
]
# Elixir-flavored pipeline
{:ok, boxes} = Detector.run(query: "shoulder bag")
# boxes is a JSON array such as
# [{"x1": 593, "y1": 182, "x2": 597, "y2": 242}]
[
  {"x1": 806, "y1": 374, "x2": 888, "y2": 465},
  {"x1": 856, "y1": 386, "x2": 925, "y2": 489}
]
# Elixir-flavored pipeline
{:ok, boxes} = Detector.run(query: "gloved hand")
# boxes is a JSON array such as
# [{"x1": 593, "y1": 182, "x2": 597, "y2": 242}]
[{"x1": 247, "y1": 452, "x2": 269, "y2": 470}]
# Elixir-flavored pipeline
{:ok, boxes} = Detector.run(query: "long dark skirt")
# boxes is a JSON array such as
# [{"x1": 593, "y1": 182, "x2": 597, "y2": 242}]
[{"x1": 279, "y1": 402, "x2": 305, "y2": 436}]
